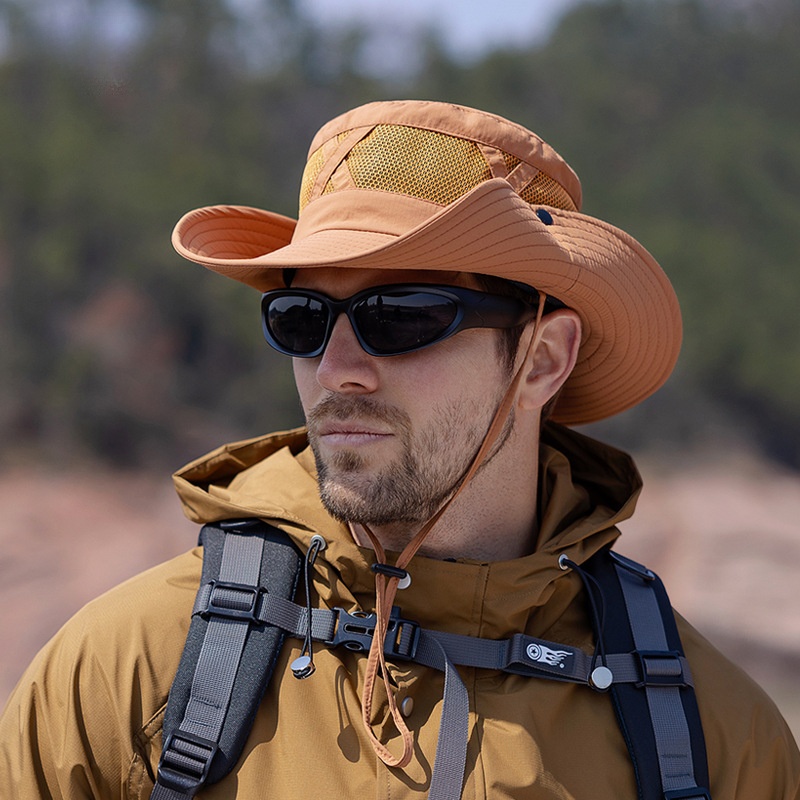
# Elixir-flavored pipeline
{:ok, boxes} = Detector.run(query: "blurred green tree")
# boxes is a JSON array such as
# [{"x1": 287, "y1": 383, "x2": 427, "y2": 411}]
[{"x1": 1, "y1": 0, "x2": 799, "y2": 467}]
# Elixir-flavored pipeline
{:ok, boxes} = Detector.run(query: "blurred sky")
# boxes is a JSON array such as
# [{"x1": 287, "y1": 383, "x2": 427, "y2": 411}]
[
  {"x1": 16, "y1": 0, "x2": 587, "y2": 80},
  {"x1": 297, "y1": 0, "x2": 584, "y2": 59}
]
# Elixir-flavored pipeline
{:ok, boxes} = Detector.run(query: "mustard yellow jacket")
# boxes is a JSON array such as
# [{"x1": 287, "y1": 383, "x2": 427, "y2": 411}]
[{"x1": 2, "y1": 424, "x2": 799, "y2": 799}]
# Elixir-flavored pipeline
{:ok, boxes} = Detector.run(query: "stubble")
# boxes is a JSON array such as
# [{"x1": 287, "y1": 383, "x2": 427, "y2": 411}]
[{"x1": 306, "y1": 393, "x2": 507, "y2": 527}]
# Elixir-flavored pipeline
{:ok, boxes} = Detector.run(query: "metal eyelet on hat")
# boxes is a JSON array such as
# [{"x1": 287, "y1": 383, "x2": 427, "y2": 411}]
[{"x1": 535, "y1": 208, "x2": 554, "y2": 225}]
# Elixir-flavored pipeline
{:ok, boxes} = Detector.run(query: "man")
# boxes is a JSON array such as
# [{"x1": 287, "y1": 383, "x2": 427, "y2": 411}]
[{"x1": 2, "y1": 100, "x2": 798, "y2": 798}]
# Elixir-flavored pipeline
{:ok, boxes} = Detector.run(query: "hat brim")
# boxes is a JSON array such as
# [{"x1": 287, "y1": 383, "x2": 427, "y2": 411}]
[{"x1": 173, "y1": 179, "x2": 681, "y2": 426}]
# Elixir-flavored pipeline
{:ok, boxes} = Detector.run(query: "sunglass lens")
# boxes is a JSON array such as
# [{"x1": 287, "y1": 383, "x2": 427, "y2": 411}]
[
  {"x1": 266, "y1": 295, "x2": 329, "y2": 355},
  {"x1": 353, "y1": 291, "x2": 459, "y2": 354}
]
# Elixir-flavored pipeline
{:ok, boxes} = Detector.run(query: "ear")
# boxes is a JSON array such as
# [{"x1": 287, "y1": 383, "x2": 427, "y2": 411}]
[{"x1": 516, "y1": 310, "x2": 582, "y2": 412}]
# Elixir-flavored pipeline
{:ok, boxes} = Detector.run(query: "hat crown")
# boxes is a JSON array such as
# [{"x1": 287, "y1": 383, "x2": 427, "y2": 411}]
[
  {"x1": 172, "y1": 99, "x2": 681, "y2": 426},
  {"x1": 298, "y1": 101, "x2": 581, "y2": 216}
]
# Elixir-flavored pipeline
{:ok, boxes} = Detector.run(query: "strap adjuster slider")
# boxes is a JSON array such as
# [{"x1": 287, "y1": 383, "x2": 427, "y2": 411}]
[
  {"x1": 203, "y1": 580, "x2": 263, "y2": 623},
  {"x1": 635, "y1": 650, "x2": 687, "y2": 688},
  {"x1": 158, "y1": 730, "x2": 219, "y2": 793}
]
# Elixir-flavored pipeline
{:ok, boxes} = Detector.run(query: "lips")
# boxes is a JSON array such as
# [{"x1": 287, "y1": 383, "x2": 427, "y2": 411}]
[
  {"x1": 314, "y1": 421, "x2": 393, "y2": 447},
  {"x1": 306, "y1": 396, "x2": 410, "y2": 448}
]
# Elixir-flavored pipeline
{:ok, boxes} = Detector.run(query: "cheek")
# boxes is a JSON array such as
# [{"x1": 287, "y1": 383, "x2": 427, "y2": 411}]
[
  {"x1": 292, "y1": 358, "x2": 319, "y2": 413},
  {"x1": 414, "y1": 332, "x2": 503, "y2": 385},
  {"x1": 290, "y1": 331, "x2": 506, "y2": 418},
  {"x1": 393, "y1": 340, "x2": 503, "y2": 410}
]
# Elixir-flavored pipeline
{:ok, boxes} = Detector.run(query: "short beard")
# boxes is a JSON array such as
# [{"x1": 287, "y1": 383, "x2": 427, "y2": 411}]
[{"x1": 307, "y1": 394, "x2": 509, "y2": 527}]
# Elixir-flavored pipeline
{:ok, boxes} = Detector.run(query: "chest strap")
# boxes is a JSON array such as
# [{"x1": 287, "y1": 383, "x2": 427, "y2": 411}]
[{"x1": 191, "y1": 578, "x2": 695, "y2": 690}]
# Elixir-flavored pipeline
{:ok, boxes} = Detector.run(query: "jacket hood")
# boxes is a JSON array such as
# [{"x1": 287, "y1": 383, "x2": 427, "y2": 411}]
[{"x1": 172, "y1": 422, "x2": 642, "y2": 641}]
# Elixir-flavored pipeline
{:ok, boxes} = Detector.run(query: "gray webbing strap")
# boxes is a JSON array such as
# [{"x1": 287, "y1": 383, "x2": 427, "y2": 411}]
[
  {"x1": 193, "y1": 585, "x2": 339, "y2": 641},
  {"x1": 153, "y1": 532, "x2": 265, "y2": 799},
  {"x1": 421, "y1": 629, "x2": 691, "y2": 687},
  {"x1": 419, "y1": 632, "x2": 471, "y2": 800},
  {"x1": 181, "y1": 534, "x2": 264, "y2": 739},
  {"x1": 614, "y1": 563, "x2": 704, "y2": 798},
  {"x1": 150, "y1": 785, "x2": 189, "y2": 800},
  {"x1": 168, "y1": 530, "x2": 707, "y2": 800},
  {"x1": 193, "y1": 587, "x2": 693, "y2": 690}
]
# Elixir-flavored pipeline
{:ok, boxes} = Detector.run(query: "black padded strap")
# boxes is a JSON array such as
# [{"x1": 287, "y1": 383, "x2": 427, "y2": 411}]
[
  {"x1": 584, "y1": 550, "x2": 711, "y2": 800},
  {"x1": 152, "y1": 520, "x2": 301, "y2": 798}
]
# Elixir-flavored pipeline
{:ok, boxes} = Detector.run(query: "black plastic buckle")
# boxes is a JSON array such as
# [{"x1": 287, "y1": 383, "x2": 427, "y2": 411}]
[
  {"x1": 328, "y1": 608, "x2": 376, "y2": 652},
  {"x1": 204, "y1": 580, "x2": 262, "y2": 622},
  {"x1": 385, "y1": 608, "x2": 420, "y2": 660},
  {"x1": 157, "y1": 730, "x2": 218, "y2": 793},
  {"x1": 328, "y1": 607, "x2": 419, "y2": 661},
  {"x1": 636, "y1": 650, "x2": 687, "y2": 688},
  {"x1": 664, "y1": 788, "x2": 712, "y2": 800}
]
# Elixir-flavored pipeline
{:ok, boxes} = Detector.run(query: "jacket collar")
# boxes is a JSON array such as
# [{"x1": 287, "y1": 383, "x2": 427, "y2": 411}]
[{"x1": 173, "y1": 422, "x2": 642, "y2": 639}]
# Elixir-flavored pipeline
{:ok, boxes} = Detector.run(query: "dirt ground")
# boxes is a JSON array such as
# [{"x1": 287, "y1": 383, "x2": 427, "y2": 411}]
[{"x1": 1, "y1": 454, "x2": 799, "y2": 742}]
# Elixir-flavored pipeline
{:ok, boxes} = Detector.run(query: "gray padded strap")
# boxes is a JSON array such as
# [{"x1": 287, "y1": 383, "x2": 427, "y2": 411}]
[
  {"x1": 154, "y1": 532, "x2": 266, "y2": 798},
  {"x1": 615, "y1": 563, "x2": 702, "y2": 796},
  {"x1": 180, "y1": 534, "x2": 264, "y2": 741}
]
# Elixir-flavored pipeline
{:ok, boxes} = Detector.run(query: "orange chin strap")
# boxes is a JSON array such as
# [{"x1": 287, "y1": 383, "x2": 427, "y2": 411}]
[{"x1": 357, "y1": 292, "x2": 548, "y2": 770}]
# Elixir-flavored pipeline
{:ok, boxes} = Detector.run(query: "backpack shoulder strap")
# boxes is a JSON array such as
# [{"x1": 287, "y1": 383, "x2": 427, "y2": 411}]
[
  {"x1": 151, "y1": 519, "x2": 302, "y2": 799},
  {"x1": 583, "y1": 548, "x2": 711, "y2": 800},
  {"x1": 149, "y1": 523, "x2": 712, "y2": 799}
]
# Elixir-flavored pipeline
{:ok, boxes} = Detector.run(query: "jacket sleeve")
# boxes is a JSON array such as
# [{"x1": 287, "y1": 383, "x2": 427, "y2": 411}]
[
  {"x1": 677, "y1": 615, "x2": 800, "y2": 799},
  {"x1": 0, "y1": 553, "x2": 198, "y2": 800},
  {"x1": 707, "y1": 684, "x2": 800, "y2": 799},
  {"x1": 0, "y1": 616, "x2": 133, "y2": 799}
]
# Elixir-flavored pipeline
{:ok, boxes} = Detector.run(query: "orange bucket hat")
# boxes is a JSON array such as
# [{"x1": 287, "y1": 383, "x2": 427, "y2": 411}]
[{"x1": 173, "y1": 99, "x2": 682, "y2": 425}]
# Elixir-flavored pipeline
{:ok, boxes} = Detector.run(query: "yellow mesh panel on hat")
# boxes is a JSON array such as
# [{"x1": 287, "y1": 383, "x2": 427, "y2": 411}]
[
  {"x1": 321, "y1": 173, "x2": 337, "y2": 197},
  {"x1": 299, "y1": 144, "x2": 327, "y2": 212},
  {"x1": 502, "y1": 147, "x2": 577, "y2": 210},
  {"x1": 343, "y1": 125, "x2": 492, "y2": 206},
  {"x1": 519, "y1": 171, "x2": 578, "y2": 211},
  {"x1": 299, "y1": 123, "x2": 577, "y2": 213},
  {"x1": 503, "y1": 152, "x2": 522, "y2": 174},
  {"x1": 499, "y1": 151, "x2": 575, "y2": 210}
]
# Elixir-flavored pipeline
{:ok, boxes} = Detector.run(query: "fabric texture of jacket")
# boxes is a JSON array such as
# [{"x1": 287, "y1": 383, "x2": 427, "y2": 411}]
[{"x1": 2, "y1": 423, "x2": 799, "y2": 799}]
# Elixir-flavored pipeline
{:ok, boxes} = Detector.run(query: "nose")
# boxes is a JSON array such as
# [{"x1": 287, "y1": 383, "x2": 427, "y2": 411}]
[{"x1": 314, "y1": 313, "x2": 380, "y2": 394}]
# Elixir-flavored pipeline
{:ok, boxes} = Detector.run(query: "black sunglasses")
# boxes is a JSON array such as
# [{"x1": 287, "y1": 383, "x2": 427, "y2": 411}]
[{"x1": 260, "y1": 283, "x2": 542, "y2": 358}]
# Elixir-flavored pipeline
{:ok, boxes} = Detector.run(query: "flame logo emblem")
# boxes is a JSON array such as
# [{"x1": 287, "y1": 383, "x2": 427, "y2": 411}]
[{"x1": 526, "y1": 643, "x2": 572, "y2": 669}]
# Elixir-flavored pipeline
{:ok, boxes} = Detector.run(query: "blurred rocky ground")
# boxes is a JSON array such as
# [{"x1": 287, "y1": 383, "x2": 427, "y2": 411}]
[{"x1": 1, "y1": 455, "x2": 798, "y2": 741}]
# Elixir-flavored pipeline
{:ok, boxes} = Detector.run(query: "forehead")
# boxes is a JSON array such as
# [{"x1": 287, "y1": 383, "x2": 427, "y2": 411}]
[{"x1": 290, "y1": 267, "x2": 478, "y2": 297}]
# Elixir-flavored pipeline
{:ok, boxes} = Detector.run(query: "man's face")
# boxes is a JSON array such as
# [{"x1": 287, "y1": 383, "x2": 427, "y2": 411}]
[{"x1": 291, "y1": 268, "x2": 513, "y2": 527}]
